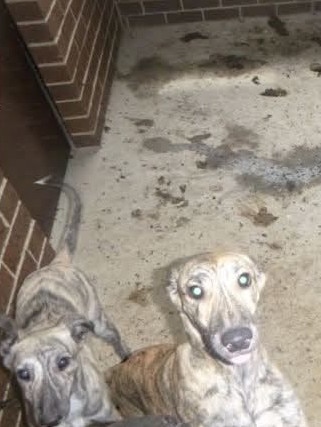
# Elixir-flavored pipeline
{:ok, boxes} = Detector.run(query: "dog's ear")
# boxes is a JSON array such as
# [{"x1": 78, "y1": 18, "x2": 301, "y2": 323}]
[
  {"x1": 0, "y1": 314, "x2": 18, "y2": 364},
  {"x1": 68, "y1": 318, "x2": 94, "y2": 343}
]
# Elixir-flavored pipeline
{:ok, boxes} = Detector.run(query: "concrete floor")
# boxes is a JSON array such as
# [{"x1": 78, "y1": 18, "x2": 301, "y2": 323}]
[{"x1": 53, "y1": 14, "x2": 321, "y2": 426}]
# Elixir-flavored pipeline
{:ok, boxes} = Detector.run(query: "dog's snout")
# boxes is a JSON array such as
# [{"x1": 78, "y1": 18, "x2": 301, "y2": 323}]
[
  {"x1": 221, "y1": 327, "x2": 252, "y2": 352},
  {"x1": 40, "y1": 416, "x2": 62, "y2": 427}
]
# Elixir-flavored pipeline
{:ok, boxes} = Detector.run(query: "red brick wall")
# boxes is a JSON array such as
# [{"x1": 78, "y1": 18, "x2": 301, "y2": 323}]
[
  {"x1": 118, "y1": 0, "x2": 317, "y2": 26},
  {"x1": 5, "y1": 0, "x2": 122, "y2": 147},
  {"x1": 0, "y1": 169, "x2": 55, "y2": 427}
]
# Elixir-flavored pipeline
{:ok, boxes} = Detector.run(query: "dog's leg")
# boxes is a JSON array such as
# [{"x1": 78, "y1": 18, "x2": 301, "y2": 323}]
[
  {"x1": 254, "y1": 364, "x2": 307, "y2": 427},
  {"x1": 94, "y1": 312, "x2": 130, "y2": 360}
]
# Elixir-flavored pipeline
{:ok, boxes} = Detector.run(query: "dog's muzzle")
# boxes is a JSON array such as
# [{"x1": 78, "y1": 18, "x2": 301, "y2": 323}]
[
  {"x1": 220, "y1": 326, "x2": 253, "y2": 364},
  {"x1": 202, "y1": 325, "x2": 258, "y2": 365}
]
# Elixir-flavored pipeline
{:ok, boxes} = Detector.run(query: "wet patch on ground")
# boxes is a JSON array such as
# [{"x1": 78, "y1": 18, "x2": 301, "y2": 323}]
[
  {"x1": 117, "y1": 55, "x2": 266, "y2": 96},
  {"x1": 143, "y1": 127, "x2": 321, "y2": 195},
  {"x1": 118, "y1": 20, "x2": 321, "y2": 97}
]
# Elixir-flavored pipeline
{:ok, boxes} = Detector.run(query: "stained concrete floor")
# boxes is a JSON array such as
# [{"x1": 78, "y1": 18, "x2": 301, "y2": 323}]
[{"x1": 53, "y1": 14, "x2": 321, "y2": 426}]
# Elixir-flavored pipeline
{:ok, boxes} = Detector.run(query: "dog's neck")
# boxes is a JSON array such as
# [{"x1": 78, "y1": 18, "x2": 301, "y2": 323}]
[{"x1": 187, "y1": 340, "x2": 266, "y2": 392}]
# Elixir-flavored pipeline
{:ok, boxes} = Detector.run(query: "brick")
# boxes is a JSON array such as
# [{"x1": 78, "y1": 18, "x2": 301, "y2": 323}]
[
  {"x1": 315, "y1": 1, "x2": 321, "y2": 10},
  {"x1": 277, "y1": 1, "x2": 312, "y2": 14},
  {"x1": 0, "y1": 263, "x2": 14, "y2": 311},
  {"x1": 6, "y1": 0, "x2": 53, "y2": 21},
  {"x1": 81, "y1": 0, "x2": 95, "y2": 22},
  {"x1": 183, "y1": 0, "x2": 219, "y2": 7},
  {"x1": 3, "y1": 204, "x2": 32, "y2": 274},
  {"x1": 0, "y1": 181, "x2": 19, "y2": 224},
  {"x1": 16, "y1": 252, "x2": 37, "y2": 295},
  {"x1": 0, "y1": 366, "x2": 10, "y2": 401},
  {"x1": 258, "y1": 0, "x2": 286, "y2": 3},
  {"x1": 0, "y1": 382, "x2": 21, "y2": 426},
  {"x1": 70, "y1": 0, "x2": 86, "y2": 18},
  {"x1": 29, "y1": 2, "x2": 78, "y2": 65},
  {"x1": 58, "y1": 0, "x2": 70, "y2": 8},
  {"x1": 56, "y1": 4, "x2": 77, "y2": 55},
  {"x1": 204, "y1": 6, "x2": 240, "y2": 19},
  {"x1": 28, "y1": 222, "x2": 45, "y2": 262},
  {"x1": 39, "y1": 39, "x2": 80, "y2": 83},
  {"x1": 167, "y1": 10, "x2": 203, "y2": 22},
  {"x1": 222, "y1": 0, "x2": 256, "y2": 6},
  {"x1": 118, "y1": 1, "x2": 143, "y2": 15},
  {"x1": 56, "y1": 4, "x2": 113, "y2": 114},
  {"x1": 0, "y1": 216, "x2": 9, "y2": 250},
  {"x1": 242, "y1": 3, "x2": 276, "y2": 15},
  {"x1": 40, "y1": 240, "x2": 55, "y2": 267},
  {"x1": 17, "y1": 1, "x2": 65, "y2": 43},
  {"x1": 98, "y1": 18, "x2": 118, "y2": 87},
  {"x1": 143, "y1": 0, "x2": 181, "y2": 12},
  {"x1": 63, "y1": 10, "x2": 115, "y2": 126},
  {"x1": 127, "y1": 12, "x2": 166, "y2": 25},
  {"x1": 72, "y1": 56, "x2": 116, "y2": 147},
  {"x1": 29, "y1": 43, "x2": 64, "y2": 65},
  {"x1": 47, "y1": 3, "x2": 97, "y2": 100},
  {"x1": 65, "y1": 83, "x2": 102, "y2": 133},
  {"x1": 58, "y1": 10, "x2": 118, "y2": 117},
  {"x1": 74, "y1": 15, "x2": 87, "y2": 47}
]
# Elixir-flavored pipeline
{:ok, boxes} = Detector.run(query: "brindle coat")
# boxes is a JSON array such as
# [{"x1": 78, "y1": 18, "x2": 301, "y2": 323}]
[
  {"x1": 0, "y1": 178, "x2": 129, "y2": 427},
  {"x1": 107, "y1": 253, "x2": 307, "y2": 427}
]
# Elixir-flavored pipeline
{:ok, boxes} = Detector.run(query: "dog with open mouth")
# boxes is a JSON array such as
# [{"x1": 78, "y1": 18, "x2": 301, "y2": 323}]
[{"x1": 106, "y1": 252, "x2": 307, "y2": 427}]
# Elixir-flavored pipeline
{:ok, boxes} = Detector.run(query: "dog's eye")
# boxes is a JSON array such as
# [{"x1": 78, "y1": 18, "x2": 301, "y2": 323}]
[
  {"x1": 17, "y1": 369, "x2": 31, "y2": 381},
  {"x1": 238, "y1": 273, "x2": 251, "y2": 288},
  {"x1": 188, "y1": 285, "x2": 204, "y2": 299},
  {"x1": 57, "y1": 357, "x2": 70, "y2": 371}
]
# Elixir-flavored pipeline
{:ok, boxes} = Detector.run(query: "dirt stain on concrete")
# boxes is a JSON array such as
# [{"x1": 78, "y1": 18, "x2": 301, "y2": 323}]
[
  {"x1": 197, "y1": 54, "x2": 266, "y2": 74},
  {"x1": 143, "y1": 125, "x2": 321, "y2": 195},
  {"x1": 176, "y1": 216, "x2": 190, "y2": 227},
  {"x1": 221, "y1": 124, "x2": 259, "y2": 148},
  {"x1": 128, "y1": 286, "x2": 151, "y2": 307},
  {"x1": 155, "y1": 188, "x2": 186, "y2": 206},
  {"x1": 241, "y1": 206, "x2": 278, "y2": 226},
  {"x1": 128, "y1": 117, "x2": 155, "y2": 127},
  {"x1": 188, "y1": 133, "x2": 212, "y2": 143},
  {"x1": 143, "y1": 137, "x2": 179, "y2": 153}
]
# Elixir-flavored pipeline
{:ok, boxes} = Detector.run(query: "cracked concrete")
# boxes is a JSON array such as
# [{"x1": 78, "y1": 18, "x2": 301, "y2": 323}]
[{"x1": 52, "y1": 14, "x2": 321, "y2": 426}]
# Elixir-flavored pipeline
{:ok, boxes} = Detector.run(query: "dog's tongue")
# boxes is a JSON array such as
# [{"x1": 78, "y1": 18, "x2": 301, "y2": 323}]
[{"x1": 231, "y1": 353, "x2": 252, "y2": 365}]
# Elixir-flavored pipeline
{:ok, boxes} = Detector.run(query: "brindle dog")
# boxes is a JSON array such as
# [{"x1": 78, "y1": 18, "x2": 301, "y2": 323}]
[
  {"x1": 0, "y1": 177, "x2": 129, "y2": 427},
  {"x1": 107, "y1": 252, "x2": 307, "y2": 427}
]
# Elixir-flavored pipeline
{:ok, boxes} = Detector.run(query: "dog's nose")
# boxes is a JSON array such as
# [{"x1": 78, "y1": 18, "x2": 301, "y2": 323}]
[{"x1": 221, "y1": 327, "x2": 252, "y2": 352}]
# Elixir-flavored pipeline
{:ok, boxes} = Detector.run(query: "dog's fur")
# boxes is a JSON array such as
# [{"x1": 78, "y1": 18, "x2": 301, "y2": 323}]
[
  {"x1": 0, "y1": 178, "x2": 129, "y2": 427},
  {"x1": 90, "y1": 415, "x2": 189, "y2": 427},
  {"x1": 107, "y1": 252, "x2": 307, "y2": 427}
]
